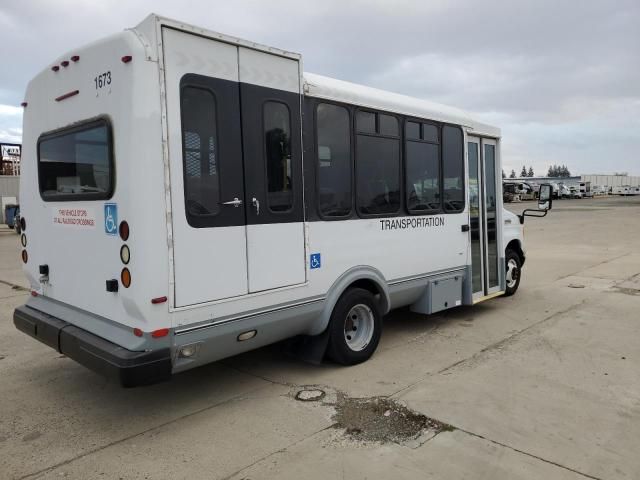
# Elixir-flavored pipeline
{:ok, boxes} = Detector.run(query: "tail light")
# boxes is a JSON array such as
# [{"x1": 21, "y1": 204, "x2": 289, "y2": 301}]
[
  {"x1": 121, "y1": 268, "x2": 131, "y2": 288},
  {"x1": 119, "y1": 221, "x2": 129, "y2": 241}
]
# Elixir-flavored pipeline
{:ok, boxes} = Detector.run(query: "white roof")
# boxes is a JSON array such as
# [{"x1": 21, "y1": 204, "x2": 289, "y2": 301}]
[
  {"x1": 133, "y1": 14, "x2": 499, "y2": 138},
  {"x1": 303, "y1": 73, "x2": 500, "y2": 138}
]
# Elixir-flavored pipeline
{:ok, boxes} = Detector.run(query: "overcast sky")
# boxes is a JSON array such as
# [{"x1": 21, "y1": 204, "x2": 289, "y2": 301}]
[{"x1": 1, "y1": 0, "x2": 638, "y2": 175}]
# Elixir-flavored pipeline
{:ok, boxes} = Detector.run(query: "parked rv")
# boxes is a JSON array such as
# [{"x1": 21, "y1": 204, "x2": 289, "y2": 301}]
[{"x1": 579, "y1": 182, "x2": 593, "y2": 198}]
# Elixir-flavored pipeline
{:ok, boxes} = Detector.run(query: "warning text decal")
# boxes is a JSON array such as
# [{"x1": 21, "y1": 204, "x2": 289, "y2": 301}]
[{"x1": 52, "y1": 208, "x2": 96, "y2": 228}]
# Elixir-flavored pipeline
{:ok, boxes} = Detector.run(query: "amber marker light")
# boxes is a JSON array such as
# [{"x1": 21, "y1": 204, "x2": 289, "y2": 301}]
[{"x1": 121, "y1": 268, "x2": 131, "y2": 288}]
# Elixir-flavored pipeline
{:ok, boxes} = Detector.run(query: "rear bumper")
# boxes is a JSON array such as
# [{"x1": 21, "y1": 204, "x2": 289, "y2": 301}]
[{"x1": 14, "y1": 305, "x2": 172, "y2": 387}]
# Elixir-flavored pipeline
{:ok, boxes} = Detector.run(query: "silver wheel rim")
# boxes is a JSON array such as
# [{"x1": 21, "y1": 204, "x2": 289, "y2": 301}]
[
  {"x1": 506, "y1": 258, "x2": 519, "y2": 288},
  {"x1": 344, "y1": 304, "x2": 374, "y2": 352}
]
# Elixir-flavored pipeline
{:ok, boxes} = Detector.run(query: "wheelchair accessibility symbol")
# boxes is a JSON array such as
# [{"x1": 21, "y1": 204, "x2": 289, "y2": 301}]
[
  {"x1": 104, "y1": 203, "x2": 118, "y2": 235},
  {"x1": 310, "y1": 253, "x2": 321, "y2": 269}
]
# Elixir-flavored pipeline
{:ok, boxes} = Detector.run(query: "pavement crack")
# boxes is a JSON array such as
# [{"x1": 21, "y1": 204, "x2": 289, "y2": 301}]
[
  {"x1": 220, "y1": 424, "x2": 337, "y2": 480},
  {"x1": 16, "y1": 383, "x2": 271, "y2": 480},
  {"x1": 220, "y1": 362, "x2": 296, "y2": 388},
  {"x1": 0, "y1": 279, "x2": 28, "y2": 291},
  {"x1": 388, "y1": 299, "x2": 587, "y2": 398},
  {"x1": 556, "y1": 252, "x2": 630, "y2": 281},
  {"x1": 455, "y1": 427, "x2": 604, "y2": 480},
  {"x1": 435, "y1": 299, "x2": 587, "y2": 376}
]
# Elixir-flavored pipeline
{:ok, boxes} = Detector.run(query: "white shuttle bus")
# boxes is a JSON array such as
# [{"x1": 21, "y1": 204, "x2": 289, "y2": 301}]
[{"x1": 14, "y1": 15, "x2": 552, "y2": 386}]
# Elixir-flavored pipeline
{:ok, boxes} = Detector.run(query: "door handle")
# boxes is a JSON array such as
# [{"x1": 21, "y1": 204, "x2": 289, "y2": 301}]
[
  {"x1": 252, "y1": 197, "x2": 260, "y2": 216},
  {"x1": 222, "y1": 198, "x2": 242, "y2": 207}
]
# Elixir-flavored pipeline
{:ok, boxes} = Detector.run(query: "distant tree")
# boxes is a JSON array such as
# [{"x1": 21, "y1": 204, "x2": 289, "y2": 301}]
[
  {"x1": 547, "y1": 164, "x2": 571, "y2": 177},
  {"x1": 520, "y1": 166, "x2": 528, "y2": 177},
  {"x1": 510, "y1": 169, "x2": 516, "y2": 179},
  {"x1": 528, "y1": 166, "x2": 534, "y2": 177},
  {"x1": 502, "y1": 169, "x2": 506, "y2": 179},
  {"x1": 614, "y1": 171, "x2": 628, "y2": 176}
]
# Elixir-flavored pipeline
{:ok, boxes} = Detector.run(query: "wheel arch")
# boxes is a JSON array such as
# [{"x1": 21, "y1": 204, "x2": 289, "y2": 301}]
[
  {"x1": 308, "y1": 266, "x2": 390, "y2": 336},
  {"x1": 506, "y1": 239, "x2": 525, "y2": 266}
]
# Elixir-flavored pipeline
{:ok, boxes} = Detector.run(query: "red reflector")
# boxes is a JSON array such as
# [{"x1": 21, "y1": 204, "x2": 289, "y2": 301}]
[
  {"x1": 119, "y1": 221, "x2": 129, "y2": 241},
  {"x1": 55, "y1": 90, "x2": 79, "y2": 102},
  {"x1": 71, "y1": 55, "x2": 80, "y2": 62},
  {"x1": 151, "y1": 328, "x2": 169, "y2": 338},
  {"x1": 61, "y1": 60, "x2": 69, "y2": 67},
  {"x1": 51, "y1": 65, "x2": 60, "y2": 72},
  {"x1": 21, "y1": 102, "x2": 27, "y2": 108},
  {"x1": 31, "y1": 291, "x2": 38, "y2": 297},
  {"x1": 151, "y1": 296, "x2": 168, "y2": 304},
  {"x1": 121, "y1": 55, "x2": 132, "y2": 63},
  {"x1": 133, "y1": 328, "x2": 143, "y2": 337}
]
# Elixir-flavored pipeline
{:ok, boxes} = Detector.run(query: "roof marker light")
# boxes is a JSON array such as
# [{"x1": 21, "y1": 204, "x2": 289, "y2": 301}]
[
  {"x1": 55, "y1": 90, "x2": 79, "y2": 102},
  {"x1": 151, "y1": 328, "x2": 169, "y2": 338},
  {"x1": 51, "y1": 65, "x2": 60, "y2": 72},
  {"x1": 121, "y1": 55, "x2": 132, "y2": 63},
  {"x1": 71, "y1": 55, "x2": 80, "y2": 62},
  {"x1": 151, "y1": 296, "x2": 168, "y2": 304},
  {"x1": 133, "y1": 328, "x2": 143, "y2": 337},
  {"x1": 61, "y1": 60, "x2": 69, "y2": 67}
]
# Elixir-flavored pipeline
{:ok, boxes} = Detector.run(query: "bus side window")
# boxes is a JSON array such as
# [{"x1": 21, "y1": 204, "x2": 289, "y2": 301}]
[
  {"x1": 316, "y1": 103, "x2": 352, "y2": 218},
  {"x1": 356, "y1": 112, "x2": 401, "y2": 216},
  {"x1": 405, "y1": 121, "x2": 440, "y2": 213},
  {"x1": 181, "y1": 86, "x2": 220, "y2": 221},
  {"x1": 264, "y1": 101, "x2": 293, "y2": 213},
  {"x1": 442, "y1": 125, "x2": 465, "y2": 212}
]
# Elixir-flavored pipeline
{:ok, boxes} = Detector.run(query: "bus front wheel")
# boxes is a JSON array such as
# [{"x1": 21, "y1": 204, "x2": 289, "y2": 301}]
[
  {"x1": 326, "y1": 288, "x2": 382, "y2": 365},
  {"x1": 504, "y1": 249, "x2": 522, "y2": 296}
]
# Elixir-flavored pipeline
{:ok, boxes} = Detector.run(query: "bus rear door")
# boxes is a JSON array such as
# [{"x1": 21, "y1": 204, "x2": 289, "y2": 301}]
[{"x1": 163, "y1": 27, "x2": 305, "y2": 307}]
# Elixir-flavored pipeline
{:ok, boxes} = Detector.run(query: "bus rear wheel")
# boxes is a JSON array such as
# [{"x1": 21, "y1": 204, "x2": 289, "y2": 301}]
[
  {"x1": 326, "y1": 288, "x2": 382, "y2": 365},
  {"x1": 504, "y1": 249, "x2": 522, "y2": 296}
]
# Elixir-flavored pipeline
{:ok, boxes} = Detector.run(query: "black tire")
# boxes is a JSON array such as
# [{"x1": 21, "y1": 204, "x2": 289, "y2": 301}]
[
  {"x1": 326, "y1": 288, "x2": 382, "y2": 365},
  {"x1": 504, "y1": 249, "x2": 522, "y2": 296}
]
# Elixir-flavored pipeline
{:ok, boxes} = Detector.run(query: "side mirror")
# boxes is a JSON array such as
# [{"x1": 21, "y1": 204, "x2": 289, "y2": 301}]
[
  {"x1": 538, "y1": 183, "x2": 553, "y2": 211},
  {"x1": 519, "y1": 183, "x2": 553, "y2": 224}
]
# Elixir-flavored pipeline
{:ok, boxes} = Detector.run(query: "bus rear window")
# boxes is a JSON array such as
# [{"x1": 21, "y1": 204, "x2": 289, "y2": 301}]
[{"x1": 38, "y1": 120, "x2": 113, "y2": 201}]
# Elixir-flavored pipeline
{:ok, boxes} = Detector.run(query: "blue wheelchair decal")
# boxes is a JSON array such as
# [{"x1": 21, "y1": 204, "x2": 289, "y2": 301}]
[
  {"x1": 104, "y1": 203, "x2": 118, "y2": 235},
  {"x1": 310, "y1": 253, "x2": 321, "y2": 269}
]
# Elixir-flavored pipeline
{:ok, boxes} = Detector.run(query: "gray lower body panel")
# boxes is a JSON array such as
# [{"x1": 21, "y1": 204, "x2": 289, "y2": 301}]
[{"x1": 172, "y1": 299, "x2": 324, "y2": 373}]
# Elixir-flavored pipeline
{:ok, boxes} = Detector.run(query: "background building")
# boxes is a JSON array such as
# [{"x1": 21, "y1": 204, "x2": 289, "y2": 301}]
[{"x1": 581, "y1": 174, "x2": 640, "y2": 188}]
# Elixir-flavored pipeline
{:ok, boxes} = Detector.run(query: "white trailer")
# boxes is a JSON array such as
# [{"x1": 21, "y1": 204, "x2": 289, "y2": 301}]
[
  {"x1": 14, "y1": 15, "x2": 548, "y2": 386},
  {"x1": 612, "y1": 186, "x2": 640, "y2": 195},
  {"x1": 579, "y1": 182, "x2": 592, "y2": 198}
]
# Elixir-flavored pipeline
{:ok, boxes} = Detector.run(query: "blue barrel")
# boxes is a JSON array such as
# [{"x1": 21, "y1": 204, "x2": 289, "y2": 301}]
[{"x1": 5, "y1": 204, "x2": 18, "y2": 228}]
